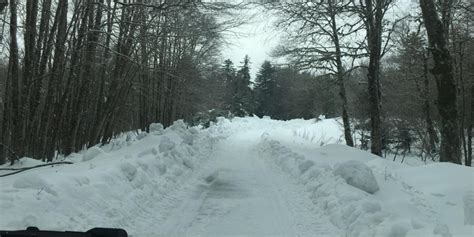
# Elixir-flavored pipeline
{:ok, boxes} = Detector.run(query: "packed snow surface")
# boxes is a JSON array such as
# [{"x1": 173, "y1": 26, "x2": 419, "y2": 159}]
[{"x1": 1, "y1": 117, "x2": 473, "y2": 237}]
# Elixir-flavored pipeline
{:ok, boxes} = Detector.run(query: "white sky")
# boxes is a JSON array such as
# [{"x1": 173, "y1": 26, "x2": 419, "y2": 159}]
[
  {"x1": 220, "y1": 6, "x2": 282, "y2": 80},
  {"x1": 218, "y1": 0, "x2": 419, "y2": 79}
]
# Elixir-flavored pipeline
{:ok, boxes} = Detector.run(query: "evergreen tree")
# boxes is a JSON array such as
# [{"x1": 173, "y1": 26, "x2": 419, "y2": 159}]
[
  {"x1": 229, "y1": 55, "x2": 254, "y2": 117},
  {"x1": 223, "y1": 59, "x2": 236, "y2": 83},
  {"x1": 254, "y1": 61, "x2": 277, "y2": 117},
  {"x1": 222, "y1": 59, "x2": 237, "y2": 111}
]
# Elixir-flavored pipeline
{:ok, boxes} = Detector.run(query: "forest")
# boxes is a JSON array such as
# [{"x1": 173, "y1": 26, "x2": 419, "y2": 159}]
[{"x1": 0, "y1": 0, "x2": 472, "y2": 166}]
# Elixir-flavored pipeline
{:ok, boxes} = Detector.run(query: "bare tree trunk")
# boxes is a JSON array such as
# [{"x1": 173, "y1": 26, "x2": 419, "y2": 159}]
[
  {"x1": 8, "y1": 0, "x2": 20, "y2": 164},
  {"x1": 423, "y1": 52, "x2": 439, "y2": 153},
  {"x1": 363, "y1": 0, "x2": 385, "y2": 156},
  {"x1": 419, "y1": 0, "x2": 461, "y2": 164},
  {"x1": 40, "y1": 0, "x2": 68, "y2": 161},
  {"x1": 329, "y1": 1, "x2": 354, "y2": 147},
  {"x1": 22, "y1": 0, "x2": 38, "y2": 155},
  {"x1": 467, "y1": 85, "x2": 473, "y2": 166}
]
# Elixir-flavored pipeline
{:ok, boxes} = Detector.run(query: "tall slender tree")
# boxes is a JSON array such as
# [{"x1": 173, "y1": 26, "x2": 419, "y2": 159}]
[{"x1": 419, "y1": 0, "x2": 461, "y2": 164}]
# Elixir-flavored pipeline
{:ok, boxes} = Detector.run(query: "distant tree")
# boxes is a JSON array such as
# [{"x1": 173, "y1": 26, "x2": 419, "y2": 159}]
[
  {"x1": 395, "y1": 31, "x2": 439, "y2": 155},
  {"x1": 254, "y1": 61, "x2": 278, "y2": 117},
  {"x1": 229, "y1": 55, "x2": 254, "y2": 116},
  {"x1": 222, "y1": 59, "x2": 237, "y2": 110},
  {"x1": 267, "y1": 1, "x2": 361, "y2": 147}
]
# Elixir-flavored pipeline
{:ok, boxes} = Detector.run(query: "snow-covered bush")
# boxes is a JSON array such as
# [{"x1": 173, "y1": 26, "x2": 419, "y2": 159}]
[{"x1": 333, "y1": 160, "x2": 379, "y2": 194}]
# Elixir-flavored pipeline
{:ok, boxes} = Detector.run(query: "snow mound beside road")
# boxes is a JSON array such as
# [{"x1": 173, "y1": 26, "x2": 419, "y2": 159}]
[
  {"x1": 257, "y1": 138, "x2": 388, "y2": 236},
  {"x1": 334, "y1": 160, "x2": 379, "y2": 194},
  {"x1": 256, "y1": 131, "x2": 474, "y2": 237},
  {"x1": 0, "y1": 120, "x2": 223, "y2": 234}
]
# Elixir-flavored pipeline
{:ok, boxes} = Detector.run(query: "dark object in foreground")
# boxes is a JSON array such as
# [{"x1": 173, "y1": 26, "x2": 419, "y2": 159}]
[{"x1": 0, "y1": 227, "x2": 127, "y2": 237}]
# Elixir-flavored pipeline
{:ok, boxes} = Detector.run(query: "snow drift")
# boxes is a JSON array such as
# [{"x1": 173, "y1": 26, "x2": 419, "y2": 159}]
[{"x1": 0, "y1": 120, "x2": 223, "y2": 235}]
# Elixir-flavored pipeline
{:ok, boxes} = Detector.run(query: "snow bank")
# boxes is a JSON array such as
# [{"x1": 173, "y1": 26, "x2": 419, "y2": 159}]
[
  {"x1": 257, "y1": 138, "x2": 389, "y2": 236},
  {"x1": 82, "y1": 146, "x2": 104, "y2": 161},
  {"x1": 0, "y1": 120, "x2": 224, "y2": 234},
  {"x1": 256, "y1": 130, "x2": 474, "y2": 237}
]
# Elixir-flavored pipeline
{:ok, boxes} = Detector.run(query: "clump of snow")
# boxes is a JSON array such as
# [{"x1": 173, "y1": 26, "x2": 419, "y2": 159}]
[
  {"x1": 411, "y1": 218, "x2": 424, "y2": 229},
  {"x1": 120, "y1": 162, "x2": 137, "y2": 182},
  {"x1": 298, "y1": 160, "x2": 314, "y2": 174},
  {"x1": 159, "y1": 136, "x2": 176, "y2": 153},
  {"x1": 12, "y1": 175, "x2": 57, "y2": 196},
  {"x1": 137, "y1": 147, "x2": 158, "y2": 158},
  {"x1": 136, "y1": 131, "x2": 147, "y2": 140},
  {"x1": 388, "y1": 222, "x2": 409, "y2": 237},
  {"x1": 149, "y1": 123, "x2": 164, "y2": 135},
  {"x1": 183, "y1": 127, "x2": 199, "y2": 145},
  {"x1": 333, "y1": 160, "x2": 380, "y2": 194},
  {"x1": 464, "y1": 191, "x2": 474, "y2": 225},
  {"x1": 168, "y1": 120, "x2": 187, "y2": 137},
  {"x1": 125, "y1": 132, "x2": 134, "y2": 142},
  {"x1": 82, "y1": 146, "x2": 104, "y2": 161},
  {"x1": 433, "y1": 223, "x2": 451, "y2": 237}
]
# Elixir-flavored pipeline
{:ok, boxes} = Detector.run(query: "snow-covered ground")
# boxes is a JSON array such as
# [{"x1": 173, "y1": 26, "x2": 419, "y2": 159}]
[{"x1": 1, "y1": 117, "x2": 473, "y2": 237}]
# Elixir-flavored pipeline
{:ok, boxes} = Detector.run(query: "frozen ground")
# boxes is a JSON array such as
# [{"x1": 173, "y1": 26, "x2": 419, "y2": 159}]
[{"x1": 1, "y1": 117, "x2": 473, "y2": 237}]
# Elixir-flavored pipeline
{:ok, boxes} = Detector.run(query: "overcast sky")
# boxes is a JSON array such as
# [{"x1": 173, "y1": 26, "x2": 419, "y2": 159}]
[{"x1": 220, "y1": 6, "x2": 282, "y2": 80}]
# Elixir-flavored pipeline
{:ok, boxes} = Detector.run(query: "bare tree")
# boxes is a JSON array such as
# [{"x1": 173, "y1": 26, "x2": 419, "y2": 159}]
[
  {"x1": 353, "y1": 0, "x2": 394, "y2": 156},
  {"x1": 419, "y1": 0, "x2": 462, "y2": 164},
  {"x1": 0, "y1": 0, "x2": 240, "y2": 164},
  {"x1": 268, "y1": 1, "x2": 367, "y2": 147}
]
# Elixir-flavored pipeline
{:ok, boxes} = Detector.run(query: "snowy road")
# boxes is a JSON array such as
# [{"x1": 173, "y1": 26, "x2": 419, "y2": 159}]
[
  {"x1": 2, "y1": 118, "x2": 472, "y2": 237},
  {"x1": 156, "y1": 131, "x2": 338, "y2": 237}
]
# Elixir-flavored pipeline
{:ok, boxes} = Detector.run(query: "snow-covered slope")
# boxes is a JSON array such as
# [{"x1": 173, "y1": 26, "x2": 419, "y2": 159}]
[{"x1": 0, "y1": 117, "x2": 473, "y2": 237}]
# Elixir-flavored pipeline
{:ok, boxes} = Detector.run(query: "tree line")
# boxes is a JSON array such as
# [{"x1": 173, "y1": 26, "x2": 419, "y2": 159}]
[
  {"x1": 264, "y1": 0, "x2": 473, "y2": 165},
  {"x1": 0, "y1": 0, "x2": 239, "y2": 164},
  {"x1": 0, "y1": 0, "x2": 472, "y2": 166}
]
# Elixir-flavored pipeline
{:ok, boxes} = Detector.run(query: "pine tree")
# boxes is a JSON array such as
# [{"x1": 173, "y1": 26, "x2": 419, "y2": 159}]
[
  {"x1": 229, "y1": 55, "x2": 254, "y2": 117},
  {"x1": 222, "y1": 59, "x2": 237, "y2": 112},
  {"x1": 254, "y1": 61, "x2": 277, "y2": 117},
  {"x1": 396, "y1": 32, "x2": 438, "y2": 154}
]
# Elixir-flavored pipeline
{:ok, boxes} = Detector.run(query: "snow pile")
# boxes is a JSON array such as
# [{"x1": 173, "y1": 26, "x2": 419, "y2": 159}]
[
  {"x1": 0, "y1": 120, "x2": 224, "y2": 234},
  {"x1": 256, "y1": 129, "x2": 474, "y2": 237},
  {"x1": 333, "y1": 160, "x2": 379, "y2": 194},
  {"x1": 257, "y1": 138, "x2": 390, "y2": 236},
  {"x1": 149, "y1": 123, "x2": 164, "y2": 135}
]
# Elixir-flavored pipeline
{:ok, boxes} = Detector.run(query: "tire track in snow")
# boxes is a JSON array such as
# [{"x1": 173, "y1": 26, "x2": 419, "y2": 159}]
[{"x1": 155, "y1": 131, "x2": 339, "y2": 237}]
